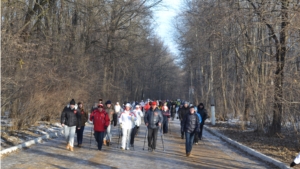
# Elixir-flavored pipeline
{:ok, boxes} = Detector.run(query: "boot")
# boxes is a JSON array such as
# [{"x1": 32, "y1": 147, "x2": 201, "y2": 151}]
[
  {"x1": 186, "y1": 152, "x2": 191, "y2": 157},
  {"x1": 70, "y1": 146, "x2": 74, "y2": 152},
  {"x1": 103, "y1": 140, "x2": 107, "y2": 146},
  {"x1": 78, "y1": 144, "x2": 82, "y2": 148},
  {"x1": 66, "y1": 143, "x2": 70, "y2": 150},
  {"x1": 106, "y1": 141, "x2": 110, "y2": 146}
]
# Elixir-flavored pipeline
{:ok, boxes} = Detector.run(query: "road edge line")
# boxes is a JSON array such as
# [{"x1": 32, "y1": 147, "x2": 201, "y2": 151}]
[{"x1": 204, "y1": 125, "x2": 290, "y2": 169}]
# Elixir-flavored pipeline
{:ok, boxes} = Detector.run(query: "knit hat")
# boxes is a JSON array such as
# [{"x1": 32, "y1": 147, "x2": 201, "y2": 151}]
[
  {"x1": 106, "y1": 100, "x2": 112, "y2": 105},
  {"x1": 70, "y1": 99, "x2": 76, "y2": 105},
  {"x1": 125, "y1": 103, "x2": 131, "y2": 107},
  {"x1": 184, "y1": 101, "x2": 189, "y2": 105},
  {"x1": 151, "y1": 101, "x2": 157, "y2": 106},
  {"x1": 116, "y1": 102, "x2": 119, "y2": 105},
  {"x1": 98, "y1": 104, "x2": 104, "y2": 108},
  {"x1": 189, "y1": 105, "x2": 195, "y2": 109}
]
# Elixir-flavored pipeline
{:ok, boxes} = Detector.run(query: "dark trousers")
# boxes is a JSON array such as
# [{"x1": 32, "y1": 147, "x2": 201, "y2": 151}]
[
  {"x1": 162, "y1": 120, "x2": 168, "y2": 134},
  {"x1": 199, "y1": 123, "x2": 204, "y2": 139},
  {"x1": 194, "y1": 131, "x2": 200, "y2": 143},
  {"x1": 148, "y1": 128, "x2": 158, "y2": 149},
  {"x1": 180, "y1": 121, "x2": 185, "y2": 138},
  {"x1": 130, "y1": 126, "x2": 138, "y2": 145},
  {"x1": 94, "y1": 131, "x2": 105, "y2": 150},
  {"x1": 76, "y1": 126, "x2": 85, "y2": 145},
  {"x1": 185, "y1": 132, "x2": 195, "y2": 153}
]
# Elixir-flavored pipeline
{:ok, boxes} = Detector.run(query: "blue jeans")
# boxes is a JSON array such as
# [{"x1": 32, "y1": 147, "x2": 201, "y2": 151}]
[
  {"x1": 94, "y1": 131, "x2": 105, "y2": 150},
  {"x1": 76, "y1": 126, "x2": 85, "y2": 145},
  {"x1": 104, "y1": 124, "x2": 111, "y2": 142},
  {"x1": 185, "y1": 132, "x2": 195, "y2": 153}
]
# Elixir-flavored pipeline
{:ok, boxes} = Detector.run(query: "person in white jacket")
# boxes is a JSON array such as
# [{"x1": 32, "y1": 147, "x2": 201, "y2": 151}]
[
  {"x1": 119, "y1": 103, "x2": 136, "y2": 150},
  {"x1": 114, "y1": 102, "x2": 123, "y2": 116},
  {"x1": 291, "y1": 152, "x2": 300, "y2": 167},
  {"x1": 130, "y1": 105, "x2": 144, "y2": 147}
]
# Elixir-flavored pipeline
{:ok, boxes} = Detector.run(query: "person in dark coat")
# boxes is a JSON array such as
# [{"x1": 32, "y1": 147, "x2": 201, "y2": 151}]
[
  {"x1": 61, "y1": 99, "x2": 81, "y2": 152},
  {"x1": 144, "y1": 101, "x2": 163, "y2": 152},
  {"x1": 170, "y1": 103, "x2": 176, "y2": 121},
  {"x1": 181, "y1": 105, "x2": 200, "y2": 157},
  {"x1": 178, "y1": 101, "x2": 190, "y2": 139},
  {"x1": 161, "y1": 106, "x2": 171, "y2": 134},
  {"x1": 198, "y1": 103, "x2": 208, "y2": 140},
  {"x1": 76, "y1": 102, "x2": 88, "y2": 147}
]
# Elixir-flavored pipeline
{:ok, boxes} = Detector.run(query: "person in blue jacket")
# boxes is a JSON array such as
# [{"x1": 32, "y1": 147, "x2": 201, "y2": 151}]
[{"x1": 194, "y1": 105, "x2": 202, "y2": 144}]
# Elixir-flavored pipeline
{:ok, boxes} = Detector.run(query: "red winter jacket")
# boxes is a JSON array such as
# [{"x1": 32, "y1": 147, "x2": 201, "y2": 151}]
[{"x1": 90, "y1": 109, "x2": 110, "y2": 132}]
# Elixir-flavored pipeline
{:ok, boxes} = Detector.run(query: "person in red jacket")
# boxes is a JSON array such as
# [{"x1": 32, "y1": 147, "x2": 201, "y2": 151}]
[{"x1": 90, "y1": 104, "x2": 110, "y2": 151}]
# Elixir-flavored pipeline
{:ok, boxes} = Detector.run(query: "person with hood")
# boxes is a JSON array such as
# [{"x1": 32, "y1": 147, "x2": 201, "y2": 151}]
[
  {"x1": 170, "y1": 103, "x2": 176, "y2": 121},
  {"x1": 76, "y1": 102, "x2": 88, "y2": 148},
  {"x1": 104, "y1": 100, "x2": 115, "y2": 146},
  {"x1": 161, "y1": 105, "x2": 171, "y2": 134},
  {"x1": 144, "y1": 101, "x2": 163, "y2": 152},
  {"x1": 178, "y1": 101, "x2": 190, "y2": 139},
  {"x1": 119, "y1": 103, "x2": 136, "y2": 150},
  {"x1": 61, "y1": 99, "x2": 81, "y2": 152},
  {"x1": 291, "y1": 152, "x2": 300, "y2": 167},
  {"x1": 90, "y1": 104, "x2": 110, "y2": 151},
  {"x1": 198, "y1": 103, "x2": 208, "y2": 140},
  {"x1": 130, "y1": 105, "x2": 143, "y2": 147},
  {"x1": 193, "y1": 106, "x2": 202, "y2": 145},
  {"x1": 181, "y1": 105, "x2": 200, "y2": 157}
]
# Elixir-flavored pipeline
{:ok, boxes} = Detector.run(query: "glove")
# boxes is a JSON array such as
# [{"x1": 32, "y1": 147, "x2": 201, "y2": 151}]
[
  {"x1": 290, "y1": 162, "x2": 296, "y2": 167},
  {"x1": 120, "y1": 124, "x2": 122, "y2": 128},
  {"x1": 104, "y1": 126, "x2": 108, "y2": 130}
]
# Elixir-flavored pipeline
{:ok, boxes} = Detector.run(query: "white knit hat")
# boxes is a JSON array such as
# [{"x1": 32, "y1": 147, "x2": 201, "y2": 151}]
[{"x1": 125, "y1": 103, "x2": 131, "y2": 107}]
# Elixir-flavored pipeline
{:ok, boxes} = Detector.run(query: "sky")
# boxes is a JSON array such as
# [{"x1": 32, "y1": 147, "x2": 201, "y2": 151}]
[{"x1": 152, "y1": 0, "x2": 182, "y2": 56}]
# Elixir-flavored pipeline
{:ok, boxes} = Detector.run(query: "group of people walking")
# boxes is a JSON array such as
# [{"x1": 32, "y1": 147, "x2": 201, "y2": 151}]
[{"x1": 60, "y1": 98, "x2": 207, "y2": 157}]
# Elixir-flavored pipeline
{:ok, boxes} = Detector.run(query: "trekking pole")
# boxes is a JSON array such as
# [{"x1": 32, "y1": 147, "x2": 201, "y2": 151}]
[
  {"x1": 142, "y1": 127, "x2": 148, "y2": 150},
  {"x1": 160, "y1": 127, "x2": 165, "y2": 152},
  {"x1": 89, "y1": 124, "x2": 93, "y2": 150},
  {"x1": 117, "y1": 125, "x2": 121, "y2": 148}
]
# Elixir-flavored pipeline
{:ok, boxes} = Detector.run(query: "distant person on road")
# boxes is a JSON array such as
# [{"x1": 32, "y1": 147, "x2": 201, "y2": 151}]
[
  {"x1": 181, "y1": 105, "x2": 200, "y2": 157},
  {"x1": 130, "y1": 105, "x2": 143, "y2": 147},
  {"x1": 90, "y1": 104, "x2": 110, "y2": 151},
  {"x1": 170, "y1": 103, "x2": 176, "y2": 121},
  {"x1": 76, "y1": 102, "x2": 88, "y2": 148},
  {"x1": 178, "y1": 101, "x2": 190, "y2": 139},
  {"x1": 104, "y1": 100, "x2": 115, "y2": 146},
  {"x1": 114, "y1": 102, "x2": 123, "y2": 116},
  {"x1": 291, "y1": 152, "x2": 300, "y2": 167},
  {"x1": 193, "y1": 107, "x2": 202, "y2": 145},
  {"x1": 61, "y1": 99, "x2": 81, "y2": 152},
  {"x1": 161, "y1": 106, "x2": 171, "y2": 134},
  {"x1": 119, "y1": 103, "x2": 136, "y2": 150},
  {"x1": 144, "y1": 101, "x2": 163, "y2": 152},
  {"x1": 197, "y1": 103, "x2": 208, "y2": 140}
]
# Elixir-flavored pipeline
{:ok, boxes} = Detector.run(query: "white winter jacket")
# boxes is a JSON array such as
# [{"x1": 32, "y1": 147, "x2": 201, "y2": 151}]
[
  {"x1": 133, "y1": 109, "x2": 143, "y2": 126},
  {"x1": 119, "y1": 110, "x2": 136, "y2": 129},
  {"x1": 294, "y1": 152, "x2": 300, "y2": 164}
]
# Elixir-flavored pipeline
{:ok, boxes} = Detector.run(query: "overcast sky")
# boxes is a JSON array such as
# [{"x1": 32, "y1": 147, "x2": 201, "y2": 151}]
[{"x1": 152, "y1": 0, "x2": 182, "y2": 56}]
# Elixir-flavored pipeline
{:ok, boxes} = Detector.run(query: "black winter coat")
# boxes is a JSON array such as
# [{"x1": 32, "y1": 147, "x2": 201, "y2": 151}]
[
  {"x1": 61, "y1": 106, "x2": 81, "y2": 127},
  {"x1": 144, "y1": 107, "x2": 163, "y2": 129},
  {"x1": 178, "y1": 106, "x2": 190, "y2": 121},
  {"x1": 181, "y1": 112, "x2": 200, "y2": 133},
  {"x1": 198, "y1": 108, "x2": 208, "y2": 125}
]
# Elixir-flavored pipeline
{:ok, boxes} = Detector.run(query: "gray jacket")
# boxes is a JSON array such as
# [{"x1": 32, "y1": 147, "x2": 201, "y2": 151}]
[{"x1": 144, "y1": 107, "x2": 163, "y2": 129}]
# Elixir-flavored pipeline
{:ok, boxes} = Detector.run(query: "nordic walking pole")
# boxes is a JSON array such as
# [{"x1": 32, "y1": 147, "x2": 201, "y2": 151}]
[
  {"x1": 161, "y1": 127, "x2": 165, "y2": 151},
  {"x1": 117, "y1": 124, "x2": 121, "y2": 148},
  {"x1": 89, "y1": 124, "x2": 93, "y2": 150},
  {"x1": 142, "y1": 127, "x2": 148, "y2": 150}
]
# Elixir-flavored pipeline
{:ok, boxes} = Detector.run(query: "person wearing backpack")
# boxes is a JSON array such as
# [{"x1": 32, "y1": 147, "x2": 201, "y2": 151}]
[{"x1": 90, "y1": 104, "x2": 110, "y2": 151}]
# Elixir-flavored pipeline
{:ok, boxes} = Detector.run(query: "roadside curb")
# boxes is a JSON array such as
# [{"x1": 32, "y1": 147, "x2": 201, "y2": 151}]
[
  {"x1": 0, "y1": 129, "x2": 64, "y2": 156},
  {"x1": 204, "y1": 125, "x2": 290, "y2": 169}
]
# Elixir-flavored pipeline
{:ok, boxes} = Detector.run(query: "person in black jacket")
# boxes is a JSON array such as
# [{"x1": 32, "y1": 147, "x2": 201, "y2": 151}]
[
  {"x1": 178, "y1": 101, "x2": 190, "y2": 139},
  {"x1": 61, "y1": 99, "x2": 81, "y2": 151},
  {"x1": 198, "y1": 103, "x2": 208, "y2": 140},
  {"x1": 170, "y1": 103, "x2": 176, "y2": 121},
  {"x1": 144, "y1": 101, "x2": 162, "y2": 152},
  {"x1": 76, "y1": 102, "x2": 88, "y2": 148},
  {"x1": 181, "y1": 105, "x2": 200, "y2": 157}
]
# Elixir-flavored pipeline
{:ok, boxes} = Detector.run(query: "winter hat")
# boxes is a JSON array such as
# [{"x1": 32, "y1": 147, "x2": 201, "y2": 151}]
[
  {"x1": 106, "y1": 100, "x2": 112, "y2": 105},
  {"x1": 70, "y1": 99, "x2": 76, "y2": 105},
  {"x1": 151, "y1": 101, "x2": 157, "y2": 106},
  {"x1": 189, "y1": 105, "x2": 195, "y2": 109},
  {"x1": 184, "y1": 101, "x2": 189, "y2": 105},
  {"x1": 116, "y1": 102, "x2": 119, "y2": 105},
  {"x1": 135, "y1": 105, "x2": 140, "y2": 108},
  {"x1": 125, "y1": 103, "x2": 131, "y2": 107},
  {"x1": 98, "y1": 104, "x2": 104, "y2": 108}
]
